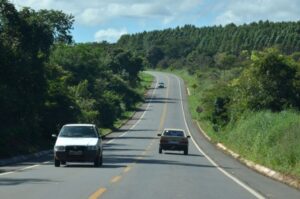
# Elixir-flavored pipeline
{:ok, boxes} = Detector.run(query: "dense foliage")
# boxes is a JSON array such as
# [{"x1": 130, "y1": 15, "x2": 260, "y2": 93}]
[
  {"x1": 0, "y1": 1, "x2": 144, "y2": 158},
  {"x1": 117, "y1": 21, "x2": 300, "y2": 127},
  {"x1": 49, "y1": 43, "x2": 144, "y2": 128},
  {"x1": 118, "y1": 22, "x2": 300, "y2": 71},
  {"x1": 201, "y1": 49, "x2": 300, "y2": 129}
]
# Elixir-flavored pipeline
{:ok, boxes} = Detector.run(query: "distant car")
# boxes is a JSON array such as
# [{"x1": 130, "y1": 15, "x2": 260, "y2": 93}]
[
  {"x1": 52, "y1": 124, "x2": 103, "y2": 167},
  {"x1": 157, "y1": 128, "x2": 190, "y2": 155},
  {"x1": 158, "y1": 82, "x2": 165, "y2": 88}
]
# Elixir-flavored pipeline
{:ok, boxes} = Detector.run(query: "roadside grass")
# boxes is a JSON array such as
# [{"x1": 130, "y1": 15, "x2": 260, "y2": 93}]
[
  {"x1": 224, "y1": 110, "x2": 300, "y2": 177},
  {"x1": 101, "y1": 72, "x2": 154, "y2": 136},
  {"x1": 165, "y1": 68, "x2": 300, "y2": 179}
]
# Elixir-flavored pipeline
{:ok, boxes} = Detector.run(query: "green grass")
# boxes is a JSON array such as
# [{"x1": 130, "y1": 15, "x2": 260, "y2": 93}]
[
  {"x1": 101, "y1": 72, "x2": 154, "y2": 137},
  {"x1": 165, "y1": 68, "x2": 300, "y2": 179},
  {"x1": 224, "y1": 110, "x2": 300, "y2": 177}
]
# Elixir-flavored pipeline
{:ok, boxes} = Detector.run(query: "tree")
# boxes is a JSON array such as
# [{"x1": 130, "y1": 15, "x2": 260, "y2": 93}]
[
  {"x1": 233, "y1": 48, "x2": 300, "y2": 111},
  {"x1": 214, "y1": 52, "x2": 236, "y2": 77},
  {"x1": 0, "y1": 0, "x2": 75, "y2": 157},
  {"x1": 146, "y1": 46, "x2": 164, "y2": 67},
  {"x1": 107, "y1": 49, "x2": 143, "y2": 85},
  {"x1": 35, "y1": 9, "x2": 74, "y2": 44}
]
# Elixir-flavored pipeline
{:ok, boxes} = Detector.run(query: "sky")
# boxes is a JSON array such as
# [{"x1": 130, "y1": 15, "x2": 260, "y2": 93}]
[{"x1": 11, "y1": 0, "x2": 300, "y2": 43}]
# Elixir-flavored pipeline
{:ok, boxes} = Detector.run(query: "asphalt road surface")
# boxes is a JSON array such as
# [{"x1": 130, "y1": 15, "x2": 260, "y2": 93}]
[{"x1": 1, "y1": 72, "x2": 300, "y2": 199}]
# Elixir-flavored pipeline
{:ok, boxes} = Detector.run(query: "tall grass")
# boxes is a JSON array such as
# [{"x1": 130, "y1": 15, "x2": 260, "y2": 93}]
[
  {"x1": 167, "y1": 69, "x2": 300, "y2": 179},
  {"x1": 223, "y1": 110, "x2": 300, "y2": 176}
]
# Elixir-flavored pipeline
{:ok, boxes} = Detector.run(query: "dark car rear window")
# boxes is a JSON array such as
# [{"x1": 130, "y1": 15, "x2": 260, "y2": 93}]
[
  {"x1": 59, "y1": 126, "x2": 97, "y2": 138},
  {"x1": 163, "y1": 130, "x2": 184, "y2": 137}
]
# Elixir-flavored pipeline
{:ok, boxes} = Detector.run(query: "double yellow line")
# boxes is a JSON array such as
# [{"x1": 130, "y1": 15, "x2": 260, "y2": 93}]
[
  {"x1": 158, "y1": 76, "x2": 170, "y2": 132},
  {"x1": 89, "y1": 74, "x2": 170, "y2": 199}
]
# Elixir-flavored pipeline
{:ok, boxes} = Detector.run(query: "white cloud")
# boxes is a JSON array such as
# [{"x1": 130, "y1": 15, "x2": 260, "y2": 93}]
[
  {"x1": 12, "y1": 0, "x2": 203, "y2": 26},
  {"x1": 12, "y1": 0, "x2": 300, "y2": 27},
  {"x1": 78, "y1": 8, "x2": 107, "y2": 25},
  {"x1": 94, "y1": 28, "x2": 128, "y2": 43},
  {"x1": 215, "y1": 0, "x2": 300, "y2": 25}
]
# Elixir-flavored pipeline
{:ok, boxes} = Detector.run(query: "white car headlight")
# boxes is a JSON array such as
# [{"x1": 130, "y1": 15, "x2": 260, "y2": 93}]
[
  {"x1": 54, "y1": 146, "x2": 65, "y2": 151},
  {"x1": 87, "y1": 145, "x2": 98, "y2": 150}
]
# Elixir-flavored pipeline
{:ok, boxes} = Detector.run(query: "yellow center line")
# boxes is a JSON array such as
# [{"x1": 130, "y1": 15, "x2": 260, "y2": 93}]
[
  {"x1": 158, "y1": 76, "x2": 170, "y2": 131},
  {"x1": 123, "y1": 166, "x2": 132, "y2": 173},
  {"x1": 110, "y1": 176, "x2": 122, "y2": 183},
  {"x1": 88, "y1": 188, "x2": 107, "y2": 199},
  {"x1": 88, "y1": 74, "x2": 171, "y2": 199}
]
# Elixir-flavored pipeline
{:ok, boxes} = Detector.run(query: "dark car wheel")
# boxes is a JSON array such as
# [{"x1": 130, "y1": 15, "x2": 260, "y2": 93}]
[
  {"x1": 94, "y1": 153, "x2": 103, "y2": 167},
  {"x1": 99, "y1": 153, "x2": 103, "y2": 166},
  {"x1": 184, "y1": 148, "x2": 188, "y2": 155},
  {"x1": 54, "y1": 158, "x2": 60, "y2": 167},
  {"x1": 159, "y1": 147, "x2": 162, "y2": 154}
]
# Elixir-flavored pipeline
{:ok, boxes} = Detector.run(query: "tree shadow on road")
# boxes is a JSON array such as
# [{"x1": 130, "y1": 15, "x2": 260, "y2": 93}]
[
  {"x1": 64, "y1": 164, "x2": 126, "y2": 169},
  {"x1": 0, "y1": 178, "x2": 56, "y2": 186},
  {"x1": 109, "y1": 136, "x2": 159, "y2": 140},
  {"x1": 103, "y1": 154, "x2": 233, "y2": 169},
  {"x1": 145, "y1": 97, "x2": 178, "y2": 104},
  {"x1": 113, "y1": 129, "x2": 157, "y2": 133},
  {"x1": 164, "y1": 152, "x2": 204, "y2": 157}
]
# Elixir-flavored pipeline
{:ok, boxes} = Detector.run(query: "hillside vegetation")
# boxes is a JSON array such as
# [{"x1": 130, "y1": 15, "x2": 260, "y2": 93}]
[
  {"x1": 117, "y1": 21, "x2": 300, "y2": 178},
  {"x1": 0, "y1": 1, "x2": 149, "y2": 158}
]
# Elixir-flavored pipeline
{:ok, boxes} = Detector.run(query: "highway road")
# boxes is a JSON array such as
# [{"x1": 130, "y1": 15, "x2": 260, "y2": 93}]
[{"x1": 1, "y1": 72, "x2": 300, "y2": 199}]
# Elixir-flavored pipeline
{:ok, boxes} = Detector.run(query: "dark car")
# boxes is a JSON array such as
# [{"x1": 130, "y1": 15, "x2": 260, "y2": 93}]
[
  {"x1": 52, "y1": 124, "x2": 103, "y2": 167},
  {"x1": 158, "y1": 128, "x2": 190, "y2": 155},
  {"x1": 158, "y1": 82, "x2": 165, "y2": 88}
]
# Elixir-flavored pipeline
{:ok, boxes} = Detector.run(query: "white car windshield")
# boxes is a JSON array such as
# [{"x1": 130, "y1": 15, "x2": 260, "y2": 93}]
[{"x1": 59, "y1": 126, "x2": 97, "y2": 138}]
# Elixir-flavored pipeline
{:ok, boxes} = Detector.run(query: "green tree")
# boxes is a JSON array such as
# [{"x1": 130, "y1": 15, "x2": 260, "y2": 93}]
[
  {"x1": 233, "y1": 48, "x2": 300, "y2": 111},
  {"x1": 0, "y1": 0, "x2": 75, "y2": 157},
  {"x1": 214, "y1": 52, "x2": 236, "y2": 77},
  {"x1": 146, "y1": 46, "x2": 164, "y2": 67}
]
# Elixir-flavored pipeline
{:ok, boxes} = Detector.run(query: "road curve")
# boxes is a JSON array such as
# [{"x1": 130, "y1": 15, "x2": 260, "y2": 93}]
[{"x1": 0, "y1": 72, "x2": 300, "y2": 199}]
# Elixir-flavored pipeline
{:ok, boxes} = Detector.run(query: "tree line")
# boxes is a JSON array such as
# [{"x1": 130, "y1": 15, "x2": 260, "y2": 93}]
[
  {"x1": 118, "y1": 21, "x2": 300, "y2": 71},
  {"x1": 117, "y1": 20, "x2": 300, "y2": 130},
  {"x1": 0, "y1": 0, "x2": 144, "y2": 158}
]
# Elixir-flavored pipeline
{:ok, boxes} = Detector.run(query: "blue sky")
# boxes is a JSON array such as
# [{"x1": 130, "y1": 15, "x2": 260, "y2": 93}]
[{"x1": 12, "y1": 0, "x2": 300, "y2": 43}]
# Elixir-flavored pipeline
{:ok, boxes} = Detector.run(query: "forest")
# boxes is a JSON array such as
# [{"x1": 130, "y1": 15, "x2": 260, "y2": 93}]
[
  {"x1": 117, "y1": 19, "x2": 300, "y2": 120},
  {"x1": 118, "y1": 22, "x2": 300, "y2": 71},
  {"x1": 0, "y1": 0, "x2": 146, "y2": 158}
]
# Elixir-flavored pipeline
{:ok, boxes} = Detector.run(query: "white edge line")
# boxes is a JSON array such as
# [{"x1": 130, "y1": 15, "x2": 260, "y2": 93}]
[
  {"x1": 0, "y1": 171, "x2": 14, "y2": 176},
  {"x1": 0, "y1": 164, "x2": 41, "y2": 176},
  {"x1": 106, "y1": 75, "x2": 158, "y2": 144},
  {"x1": 174, "y1": 74, "x2": 265, "y2": 199},
  {"x1": 19, "y1": 164, "x2": 41, "y2": 171},
  {"x1": 187, "y1": 88, "x2": 191, "y2": 96}
]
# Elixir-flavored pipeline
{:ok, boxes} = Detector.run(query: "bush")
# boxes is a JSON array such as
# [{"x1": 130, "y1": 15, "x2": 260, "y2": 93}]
[
  {"x1": 232, "y1": 48, "x2": 300, "y2": 112},
  {"x1": 201, "y1": 81, "x2": 232, "y2": 129}
]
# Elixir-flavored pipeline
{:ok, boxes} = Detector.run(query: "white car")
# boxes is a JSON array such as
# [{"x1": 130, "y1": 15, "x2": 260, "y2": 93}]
[{"x1": 52, "y1": 124, "x2": 103, "y2": 167}]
